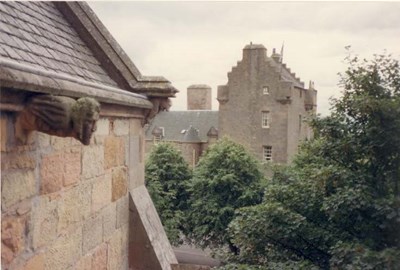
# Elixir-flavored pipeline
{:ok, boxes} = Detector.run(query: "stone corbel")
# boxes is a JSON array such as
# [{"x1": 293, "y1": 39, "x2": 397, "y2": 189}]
[
  {"x1": 16, "y1": 94, "x2": 100, "y2": 145},
  {"x1": 144, "y1": 97, "x2": 171, "y2": 125}
]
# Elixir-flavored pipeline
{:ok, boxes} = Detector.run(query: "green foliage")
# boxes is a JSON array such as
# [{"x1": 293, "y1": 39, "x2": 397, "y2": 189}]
[
  {"x1": 184, "y1": 137, "x2": 264, "y2": 252},
  {"x1": 226, "y1": 52, "x2": 400, "y2": 269},
  {"x1": 330, "y1": 242, "x2": 400, "y2": 270},
  {"x1": 215, "y1": 260, "x2": 317, "y2": 270},
  {"x1": 145, "y1": 143, "x2": 192, "y2": 245}
]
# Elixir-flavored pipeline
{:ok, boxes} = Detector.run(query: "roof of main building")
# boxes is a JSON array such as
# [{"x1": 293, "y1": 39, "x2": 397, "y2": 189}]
[
  {"x1": 145, "y1": 111, "x2": 219, "y2": 142},
  {"x1": 0, "y1": 1, "x2": 117, "y2": 87},
  {"x1": 0, "y1": 1, "x2": 177, "y2": 106}
]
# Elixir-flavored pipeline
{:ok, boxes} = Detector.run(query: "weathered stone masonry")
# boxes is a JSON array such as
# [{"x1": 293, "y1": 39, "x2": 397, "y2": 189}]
[
  {"x1": 1, "y1": 114, "x2": 135, "y2": 269},
  {"x1": 218, "y1": 44, "x2": 317, "y2": 163},
  {"x1": 1, "y1": 1, "x2": 179, "y2": 269}
]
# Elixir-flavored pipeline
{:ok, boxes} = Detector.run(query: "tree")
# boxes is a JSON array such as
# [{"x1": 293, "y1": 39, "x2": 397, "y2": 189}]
[
  {"x1": 184, "y1": 137, "x2": 264, "y2": 253},
  {"x1": 145, "y1": 143, "x2": 192, "y2": 245},
  {"x1": 226, "y1": 52, "x2": 400, "y2": 269}
]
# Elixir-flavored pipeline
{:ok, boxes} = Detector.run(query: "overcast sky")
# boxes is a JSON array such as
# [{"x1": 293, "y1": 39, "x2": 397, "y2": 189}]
[{"x1": 88, "y1": 1, "x2": 400, "y2": 116}]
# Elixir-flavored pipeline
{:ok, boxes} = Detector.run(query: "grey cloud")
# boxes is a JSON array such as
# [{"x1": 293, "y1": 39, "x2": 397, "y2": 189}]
[{"x1": 88, "y1": 1, "x2": 400, "y2": 116}]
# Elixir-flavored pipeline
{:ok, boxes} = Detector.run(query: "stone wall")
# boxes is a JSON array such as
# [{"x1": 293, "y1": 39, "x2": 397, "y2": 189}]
[
  {"x1": 218, "y1": 45, "x2": 289, "y2": 163},
  {"x1": 286, "y1": 87, "x2": 314, "y2": 163},
  {"x1": 1, "y1": 112, "x2": 139, "y2": 270},
  {"x1": 218, "y1": 44, "x2": 315, "y2": 163}
]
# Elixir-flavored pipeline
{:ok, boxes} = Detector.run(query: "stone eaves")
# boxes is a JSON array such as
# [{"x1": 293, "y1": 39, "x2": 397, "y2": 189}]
[
  {"x1": 0, "y1": 1, "x2": 176, "y2": 110},
  {"x1": 0, "y1": 57, "x2": 153, "y2": 109},
  {"x1": 0, "y1": 1, "x2": 118, "y2": 87}
]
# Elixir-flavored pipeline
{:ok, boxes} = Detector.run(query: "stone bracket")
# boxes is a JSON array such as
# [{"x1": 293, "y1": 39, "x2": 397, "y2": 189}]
[{"x1": 16, "y1": 94, "x2": 100, "y2": 146}]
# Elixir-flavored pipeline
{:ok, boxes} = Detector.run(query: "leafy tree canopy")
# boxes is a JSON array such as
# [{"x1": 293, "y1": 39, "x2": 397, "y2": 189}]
[
  {"x1": 184, "y1": 137, "x2": 265, "y2": 252},
  {"x1": 145, "y1": 142, "x2": 192, "y2": 245},
  {"x1": 226, "y1": 52, "x2": 400, "y2": 269}
]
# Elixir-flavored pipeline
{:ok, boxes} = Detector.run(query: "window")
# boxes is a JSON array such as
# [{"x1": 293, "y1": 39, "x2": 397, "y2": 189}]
[
  {"x1": 262, "y1": 111, "x2": 270, "y2": 128},
  {"x1": 263, "y1": 86, "x2": 270, "y2": 95},
  {"x1": 263, "y1": 146, "x2": 272, "y2": 161}
]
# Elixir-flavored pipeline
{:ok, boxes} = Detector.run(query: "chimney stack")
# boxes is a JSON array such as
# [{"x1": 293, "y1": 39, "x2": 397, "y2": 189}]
[
  {"x1": 242, "y1": 43, "x2": 267, "y2": 63},
  {"x1": 271, "y1": 48, "x2": 281, "y2": 63},
  {"x1": 187, "y1": 84, "x2": 212, "y2": 110}
]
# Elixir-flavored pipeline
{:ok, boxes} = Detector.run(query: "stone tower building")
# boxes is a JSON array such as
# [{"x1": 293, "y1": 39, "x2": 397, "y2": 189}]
[
  {"x1": 218, "y1": 43, "x2": 317, "y2": 163},
  {"x1": 187, "y1": 84, "x2": 212, "y2": 110}
]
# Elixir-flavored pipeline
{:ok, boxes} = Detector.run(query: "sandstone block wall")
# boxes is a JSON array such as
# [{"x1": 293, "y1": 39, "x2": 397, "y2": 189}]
[{"x1": 1, "y1": 112, "x2": 138, "y2": 270}]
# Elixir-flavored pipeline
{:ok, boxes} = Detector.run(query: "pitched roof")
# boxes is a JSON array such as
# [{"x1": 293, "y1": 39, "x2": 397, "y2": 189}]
[
  {"x1": 0, "y1": 1, "x2": 117, "y2": 87},
  {"x1": 56, "y1": 2, "x2": 178, "y2": 97},
  {"x1": 145, "y1": 111, "x2": 219, "y2": 142},
  {"x1": 0, "y1": 1, "x2": 177, "y2": 107}
]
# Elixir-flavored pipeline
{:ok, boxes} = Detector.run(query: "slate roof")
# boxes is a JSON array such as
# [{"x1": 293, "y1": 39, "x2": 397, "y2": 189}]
[
  {"x1": 0, "y1": 1, "x2": 178, "y2": 108},
  {"x1": 0, "y1": 1, "x2": 118, "y2": 87},
  {"x1": 145, "y1": 111, "x2": 219, "y2": 142}
]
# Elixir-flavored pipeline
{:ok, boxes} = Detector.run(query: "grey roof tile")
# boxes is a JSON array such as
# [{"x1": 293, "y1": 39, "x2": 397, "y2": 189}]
[
  {"x1": 145, "y1": 111, "x2": 219, "y2": 142},
  {"x1": 3, "y1": 45, "x2": 23, "y2": 60},
  {"x1": 0, "y1": 45, "x2": 7, "y2": 56},
  {"x1": 4, "y1": 2, "x2": 18, "y2": 11},
  {"x1": 0, "y1": 1, "x2": 118, "y2": 87},
  {"x1": 28, "y1": 24, "x2": 42, "y2": 36},
  {"x1": 0, "y1": 3, "x2": 12, "y2": 15},
  {"x1": 14, "y1": 48, "x2": 35, "y2": 63},
  {"x1": 14, "y1": 38, "x2": 31, "y2": 52},
  {"x1": 19, "y1": 29, "x2": 37, "y2": 43},
  {"x1": 0, "y1": 20, "x2": 11, "y2": 34}
]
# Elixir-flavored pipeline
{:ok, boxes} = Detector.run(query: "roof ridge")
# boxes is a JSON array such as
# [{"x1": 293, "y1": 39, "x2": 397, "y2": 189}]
[{"x1": 55, "y1": 2, "x2": 177, "y2": 98}]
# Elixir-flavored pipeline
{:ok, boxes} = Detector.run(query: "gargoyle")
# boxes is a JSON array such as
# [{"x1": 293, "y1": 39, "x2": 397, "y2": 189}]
[{"x1": 17, "y1": 95, "x2": 100, "y2": 145}]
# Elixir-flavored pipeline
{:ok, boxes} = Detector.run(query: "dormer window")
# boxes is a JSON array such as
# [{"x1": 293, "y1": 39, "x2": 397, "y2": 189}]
[{"x1": 263, "y1": 86, "x2": 270, "y2": 95}]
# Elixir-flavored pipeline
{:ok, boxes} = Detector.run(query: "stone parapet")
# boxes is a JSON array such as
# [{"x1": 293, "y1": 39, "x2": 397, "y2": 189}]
[{"x1": 1, "y1": 113, "x2": 171, "y2": 269}]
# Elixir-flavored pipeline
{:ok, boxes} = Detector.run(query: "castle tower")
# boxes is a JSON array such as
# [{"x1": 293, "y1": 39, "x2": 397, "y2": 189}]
[
  {"x1": 218, "y1": 43, "x2": 317, "y2": 163},
  {"x1": 187, "y1": 84, "x2": 212, "y2": 110}
]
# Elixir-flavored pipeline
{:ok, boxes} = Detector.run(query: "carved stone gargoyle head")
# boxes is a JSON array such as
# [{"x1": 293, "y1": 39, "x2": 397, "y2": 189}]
[
  {"x1": 70, "y1": 97, "x2": 100, "y2": 145},
  {"x1": 17, "y1": 95, "x2": 100, "y2": 145}
]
